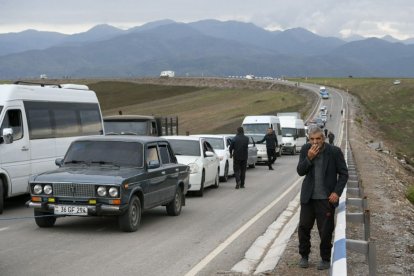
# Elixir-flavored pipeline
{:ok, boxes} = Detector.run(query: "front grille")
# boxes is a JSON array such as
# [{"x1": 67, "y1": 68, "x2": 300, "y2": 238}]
[{"x1": 53, "y1": 183, "x2": 95, "y2": 198}]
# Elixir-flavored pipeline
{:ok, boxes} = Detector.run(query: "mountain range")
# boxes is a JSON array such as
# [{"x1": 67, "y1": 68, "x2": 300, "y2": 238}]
[{"x1": 1, "y1": 19, "x2": 413, "y2": 78}]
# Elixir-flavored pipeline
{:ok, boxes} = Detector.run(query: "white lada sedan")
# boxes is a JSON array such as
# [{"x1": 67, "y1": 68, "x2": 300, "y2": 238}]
[{"x1": 162, "y1": 136, "x2": 220, "y2": 197}]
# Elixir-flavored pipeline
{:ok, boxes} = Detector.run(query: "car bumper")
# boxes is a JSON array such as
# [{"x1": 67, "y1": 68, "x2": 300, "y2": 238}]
[
  {"x1": 26, "y1": 201, "x2": 126, "y2": 216},
  {"x1": 188, "y1": 173, "x2": 202, "y2": 191}
]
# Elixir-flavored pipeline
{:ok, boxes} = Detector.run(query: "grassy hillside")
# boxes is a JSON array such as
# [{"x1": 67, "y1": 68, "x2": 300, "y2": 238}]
[
  {"x1": 291, "y1": 78, "x2": 414, "y2": 163},
  {"x1": 89, "y1": 80, "x2": 314, "y2": 135}
]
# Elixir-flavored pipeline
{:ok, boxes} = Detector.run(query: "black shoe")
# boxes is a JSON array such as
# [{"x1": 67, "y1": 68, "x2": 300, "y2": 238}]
[
  {"x1": 317, "y1": 260, "x2": 330, "y2": 270},
  {"x1": 235, "y1": 184, "x2": 239, "y2": 189},
  {"x1": 269, "y1": 167, "x2": 274, "y2": 170},
  {"x1": 240, "y1": 185, "x2": 245, "y2": 188},
  {"x1": 299, "y1": 257, "x2": 309, "y2": 268}
]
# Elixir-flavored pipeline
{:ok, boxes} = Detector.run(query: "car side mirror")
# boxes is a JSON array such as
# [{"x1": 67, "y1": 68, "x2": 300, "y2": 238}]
[
  {"x1": 148, "y1": 160, "x2": 160, "y2": 169},
  {"x1": 55, "y1": 158, "x2": 64, "y2": 167},
  {"x1": 2, "y1": 128, "x2": 13, "y2": 144},
  {"x1": 205, "y1": 151, "x2": 215, "y2": 157}
]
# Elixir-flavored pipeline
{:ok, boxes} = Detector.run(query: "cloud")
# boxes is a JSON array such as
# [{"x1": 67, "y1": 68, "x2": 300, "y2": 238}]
[{"x1": 0, "y1": 0, "x2": 413, "y2": 39}]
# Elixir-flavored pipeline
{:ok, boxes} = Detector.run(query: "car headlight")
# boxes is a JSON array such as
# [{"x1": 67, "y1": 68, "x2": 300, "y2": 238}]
[
  {"x1": 97, "y1": 186, "x2": 107, "y2": 197},
  {"x1": 189, "y1": 163, "x2": 199, "y2": 174},
  {"x1": 33, "y1": 184, "x2": 43, "y2": 195},
  {"x1": 108, "y1": 187, "x2": 118, "y2": 198},
  {"x1": 43, "y1": 185, "x2": 53, "y2": 195}
]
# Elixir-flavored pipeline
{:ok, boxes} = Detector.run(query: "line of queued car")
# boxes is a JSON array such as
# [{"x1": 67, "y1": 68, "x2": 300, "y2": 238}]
[{"x1": 27, "y1": 132, "x2": 258, "y2": 232}]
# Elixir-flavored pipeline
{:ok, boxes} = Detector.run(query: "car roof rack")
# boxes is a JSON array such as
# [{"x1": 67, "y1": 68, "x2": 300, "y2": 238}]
[{"x1": 13, "y1": 81, "x2": 62, "y2": 88}]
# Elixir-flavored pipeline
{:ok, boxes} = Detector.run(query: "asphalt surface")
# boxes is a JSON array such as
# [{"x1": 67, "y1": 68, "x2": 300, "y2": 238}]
[{"x1": 0, "y1": 81, "x2": 345, "y2": 276}]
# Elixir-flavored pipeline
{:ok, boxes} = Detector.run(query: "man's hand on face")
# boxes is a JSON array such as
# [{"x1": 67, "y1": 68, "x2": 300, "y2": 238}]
[{"x1": 307, "y1": 144, "x2": 320, "y2": 160}]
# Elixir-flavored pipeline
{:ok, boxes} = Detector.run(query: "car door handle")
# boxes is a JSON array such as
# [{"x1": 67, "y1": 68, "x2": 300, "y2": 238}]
[
  {"x1": 175, "y1": 168, "x2": 179, "y2": 172},
  {"x1": 21, "y1": 146, "x2": 29, "y2": 151},
  {"x1": 161, "y1": 171, "x2": 166, "y2": 175}
]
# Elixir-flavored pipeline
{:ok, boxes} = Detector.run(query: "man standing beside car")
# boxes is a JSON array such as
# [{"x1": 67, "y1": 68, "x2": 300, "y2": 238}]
[
  {"x1": 256, "y1": 128, "x2": 278, "y2": 170},
  {"x1": 229, "y1": 127, "x2": 249, "y2": 189}
]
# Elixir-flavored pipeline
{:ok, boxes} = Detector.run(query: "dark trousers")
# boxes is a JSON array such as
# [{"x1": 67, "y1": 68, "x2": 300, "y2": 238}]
[
  {"x1": 267, "y1": 148, "x2": 276, "y2": 168},
  {"x1": 298, "y1": 199, "x2": 335, "y2": 261},
  {"x1": 233, "y1": 159, "x2": 247, "y2": 186}
]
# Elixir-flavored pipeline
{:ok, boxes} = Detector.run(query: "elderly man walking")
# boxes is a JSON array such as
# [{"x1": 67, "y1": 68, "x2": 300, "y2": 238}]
[{"x1": 296, "y1": 126, "x2": 348, "y2": 270}]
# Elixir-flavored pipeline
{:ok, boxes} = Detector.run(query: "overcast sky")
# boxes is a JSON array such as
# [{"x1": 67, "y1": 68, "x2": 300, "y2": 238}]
[{"x1": 1, "y1": 0, "x2": 413, "y2": 39}]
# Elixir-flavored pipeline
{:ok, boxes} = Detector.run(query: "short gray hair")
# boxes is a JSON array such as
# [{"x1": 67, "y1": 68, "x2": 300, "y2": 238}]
[{"x1": 308, "y1": 126, "x2": 325, "y2": 137}]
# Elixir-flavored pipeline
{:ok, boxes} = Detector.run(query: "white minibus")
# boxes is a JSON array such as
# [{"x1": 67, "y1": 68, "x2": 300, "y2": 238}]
[
  {"x1": 242, "y1": 115, "x2": 283, "y2": 162},
  {"x1": 279, "y1": 116, "x2": 307, "y2": 155},
  {"x1": 0, "y1": 82, "x2": 104, "y2": 213}
]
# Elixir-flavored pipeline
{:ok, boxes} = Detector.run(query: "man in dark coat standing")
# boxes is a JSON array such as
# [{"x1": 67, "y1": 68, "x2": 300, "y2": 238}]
[
  {"x1": 257, "y1": 128, "x2": 279, "y2": 170},
  {"x1": 229, "y1": 127, "x2": 249, "y2": 189},
  {"x1": 296, "y1": 126, "x2": 348, "y2": 270}
]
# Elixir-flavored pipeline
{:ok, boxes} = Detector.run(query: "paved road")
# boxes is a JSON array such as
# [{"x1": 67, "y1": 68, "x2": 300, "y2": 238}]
[
  {"x1": 0, "y1": 158, "x2": 300, "y2": 276},
  {"x1": 0, "y1": 81, "x2": 346, "y2": 276}
]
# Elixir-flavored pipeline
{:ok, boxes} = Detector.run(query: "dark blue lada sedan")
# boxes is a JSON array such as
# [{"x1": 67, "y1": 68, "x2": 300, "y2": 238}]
[{"x1": 27, "y1": 136, "x2": 190, "y2": 232}]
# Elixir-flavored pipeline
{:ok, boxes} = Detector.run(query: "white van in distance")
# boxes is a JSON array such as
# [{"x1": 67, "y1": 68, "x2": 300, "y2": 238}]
[
  {"x1": 0, "y1": 82, "x2": 104, "y2": 213},
  {"x1": 242, "y1": 115, "x2": 283, "y2": 162},
  {"x1": 279, "y1": 116, "x2": 306, "y2": 155}
]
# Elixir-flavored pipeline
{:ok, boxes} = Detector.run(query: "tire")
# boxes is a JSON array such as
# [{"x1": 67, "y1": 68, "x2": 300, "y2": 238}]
[
  {"x1": 119, "y1": 195, "x2": 141, "y2": 232},
  {"x1": 213, "y1": 168, "x2": 220, "y2": 188},
  {"x1": 0, "y1": 179, "x2": 4, "y2": 214},
  {"x1": 194, "y1": 171, "x2": 205, "y2": 197},
  {"x1": 34, "y1": 209, "x2": 56, "y2": 228},
  {"x1": 248, "y1": 161, "x2": 256, "y2": 168},
  {"x1": 166, "y1": 187, "x2": 183, "y2": 216},
  {"x1": 220, "y1": 162, "x2": 229, "y2": 182}
]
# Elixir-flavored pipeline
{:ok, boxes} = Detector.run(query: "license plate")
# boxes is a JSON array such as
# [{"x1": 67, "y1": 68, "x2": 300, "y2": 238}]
[{"x1": 54, "y1": 205, "x2": 88, "y2": 216}]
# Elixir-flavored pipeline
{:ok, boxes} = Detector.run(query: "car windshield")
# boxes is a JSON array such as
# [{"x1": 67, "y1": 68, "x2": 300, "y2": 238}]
[
  {"x1": 104, "y1": 121, "x2": 148, "y2": 135},
  {"x1": 64, "y1": 141, "x2": 144, "y2": 167},
  {"x1": 243, "y1": 123, "x2": 269, "y2": 134},
  {"x1": 168, "y1": 140, "x2": 201, "y2": 156},
  {"x1": 282, "y1": 128, "x2": 296, "y2": 137},
  {"x1": 202, "y1": 137, "x2": 224, "y2": 150},
  {"x1": 248, "y1": 134, "x2": 265, "y2": 143}
]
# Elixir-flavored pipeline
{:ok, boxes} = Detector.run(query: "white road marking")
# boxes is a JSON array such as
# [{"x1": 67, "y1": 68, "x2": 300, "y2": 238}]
[
  {"x1": 184, "y1": 176, "x2": 303, "y2": 276},
  {"x1": 0, "y1": 227, "x2": 9, "y2": 231}
]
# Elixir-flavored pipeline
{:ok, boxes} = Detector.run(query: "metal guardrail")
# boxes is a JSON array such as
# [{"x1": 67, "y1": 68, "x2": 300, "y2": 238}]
[{"x1": 330, "y1": 108, "x2": 377, "y2": 275}]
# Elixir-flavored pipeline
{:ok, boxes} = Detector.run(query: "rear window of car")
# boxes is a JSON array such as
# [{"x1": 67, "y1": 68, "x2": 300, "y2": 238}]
[
  {"x1": 65, "y1": 141, "x2": 143, "y2": 167},
  {"x1": 202, "y1": 137, "x2": 224, "y2": 150},
  {"x1": 168, "y1": 140, "x2": 201, "y2": 157}
]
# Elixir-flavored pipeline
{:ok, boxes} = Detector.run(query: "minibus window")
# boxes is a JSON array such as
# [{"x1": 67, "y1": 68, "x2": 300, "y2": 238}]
[{"x1": 0, "y1": 109, "x2": 23, "y2": 141}]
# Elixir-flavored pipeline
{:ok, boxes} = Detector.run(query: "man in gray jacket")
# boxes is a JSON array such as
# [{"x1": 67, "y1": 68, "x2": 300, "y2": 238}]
[{"x1": 296, "y1": 126, "x2": 348, "y2": 270}]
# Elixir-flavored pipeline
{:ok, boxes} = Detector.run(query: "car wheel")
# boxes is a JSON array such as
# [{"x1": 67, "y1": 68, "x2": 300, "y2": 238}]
[
  {"x1": 249, "y1": 162, "x2": 256, "y2": 168},
  {"x1": 195, "y1": 170, "x2": 205, "y2": 197},
  {"x1": 119, "y1": 195, "x2": 141, "y2": 232},
  {"x1": 0, "y1": 179, "x2": 4, "y2": 214},
  {"x1": 213, "y1": 168, "x2": 220, "y2": 188},
  {"x1": 220, "y1": 162, "x2": 229, "y2": 182},
  {"x1": 166, "y1": 187, "x2": 183, "y2": 216},
  {"x1": 277, "y1": 148, "x2": 282, "y2": 157},
  {"x1": 34, "y1": 209, "x2": 56, "y2": 228}
]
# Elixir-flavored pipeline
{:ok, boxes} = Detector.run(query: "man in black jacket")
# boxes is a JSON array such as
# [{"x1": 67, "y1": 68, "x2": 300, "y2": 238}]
[
  {"x1": 257, "y1": 128, "x2": 278, "y2": 170},
  {"x1": 296, "y1": 126, "x2": 348, "y2": 270},
  {"x1": 229, "y1": 127, "x2": 249, "y2": 189}
]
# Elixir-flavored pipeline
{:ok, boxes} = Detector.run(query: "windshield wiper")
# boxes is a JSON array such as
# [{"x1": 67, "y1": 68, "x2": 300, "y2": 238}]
[
  {"x1": 64, "y1": 160, "x2": 87, "y2": 165},
  {"x1": 90, "y1": 161, "x2": 120, "y2": 167}
]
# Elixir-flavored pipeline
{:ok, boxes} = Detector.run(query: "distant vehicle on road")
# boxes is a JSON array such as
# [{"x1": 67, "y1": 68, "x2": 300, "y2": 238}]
[
  {"x1": 160, "y1": 70, "x2": 175, "y2": 78},
  {"x1": 163, "y1": 136, "x2": 220, "y2": 197},
  {"x1": 278, "y1": 116, "x2": 307, "y2": 155},
  {"x1": 27, "y1": 136, "x2": 190, "y2": 232},
  {"x1": 393, "y1": 80, "x2": 401, "y2": 85}
]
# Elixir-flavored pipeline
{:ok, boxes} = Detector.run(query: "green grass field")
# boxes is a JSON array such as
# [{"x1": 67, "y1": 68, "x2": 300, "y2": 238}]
[
  {"x1": 89, "y1": 80, "x2": 314, "y2": 135},
  {"x1": 290, "y1": 77, "x2": 414, "y2": 163}
]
